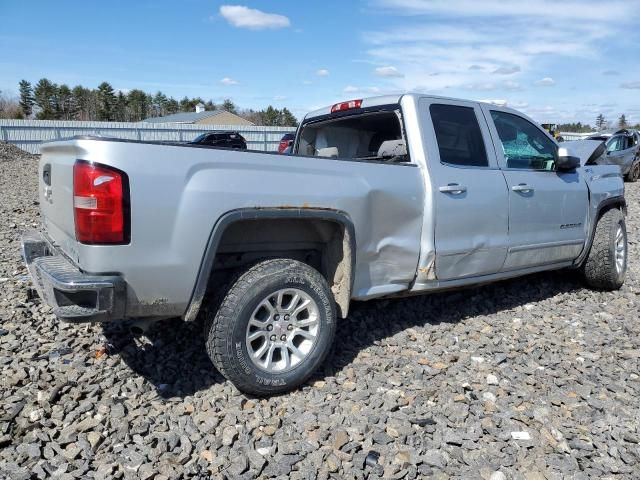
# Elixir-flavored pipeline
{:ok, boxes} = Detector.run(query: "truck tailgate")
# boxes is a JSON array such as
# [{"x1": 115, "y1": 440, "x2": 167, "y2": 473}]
[{"x1": 38, "y1": 141, "x2": 84, "y2": 263}]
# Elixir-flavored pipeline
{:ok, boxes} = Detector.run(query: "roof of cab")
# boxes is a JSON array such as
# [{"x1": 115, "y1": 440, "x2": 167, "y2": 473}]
[
  {"x1": 304, "y1": 95, "x2": 403, "y2": 120},
  {"x1": 302, "y1": 93, "x2": 524, "y2": 122}
]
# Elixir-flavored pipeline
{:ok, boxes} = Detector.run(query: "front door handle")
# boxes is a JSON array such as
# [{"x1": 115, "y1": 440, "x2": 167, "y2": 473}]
[
  {"x1": 512, "y1": 183, "x2": 534, "y2": 193},
  {"x1": 439, "y1": 183, "x2": 467, "y2": 195}
]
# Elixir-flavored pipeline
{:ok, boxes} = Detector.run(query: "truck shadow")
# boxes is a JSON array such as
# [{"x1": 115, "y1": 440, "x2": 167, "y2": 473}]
[
  {"x1": 314, "y1": 269, "x2": 584, "y2": 381},
  {"x1": 102, "y1": 270, "x2": 583, "y2": 398},
  {"x1": 101, "y1": 318, "x2": 225, "y2": 398}
]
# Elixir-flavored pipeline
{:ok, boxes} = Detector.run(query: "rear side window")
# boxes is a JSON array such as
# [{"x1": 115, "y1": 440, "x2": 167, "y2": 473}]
[
  {"x1": 430, "y1": 104, "x2": 488, "y2": 167},
  {"x1": 297, "y1": 110, "x2": 407, "y2": 161}
]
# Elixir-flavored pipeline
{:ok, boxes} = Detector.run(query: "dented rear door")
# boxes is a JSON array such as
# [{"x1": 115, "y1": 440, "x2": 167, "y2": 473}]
[{"x1": 419, "y1": 98, "x2": 509, "y2": 280}]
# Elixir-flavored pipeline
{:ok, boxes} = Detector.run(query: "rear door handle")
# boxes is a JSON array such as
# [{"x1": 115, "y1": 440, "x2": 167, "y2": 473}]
[
  {"x1": 439, "y1": 183, "x2": 467, "y2": 195},
  {"x1": 512, "y1": 183, "x2": 534, "y2": 193}
]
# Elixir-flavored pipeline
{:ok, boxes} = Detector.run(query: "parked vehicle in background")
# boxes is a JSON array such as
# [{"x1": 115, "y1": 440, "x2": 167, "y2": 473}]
[
  {"x1": 588, "y1": 129, "x2": 640, "y2": 182},
  {"x1": 23, "y1": 94, "x2": 627, "y2": 395},
  {"x1": 541, "y1": 123, "x2": 564, "y2": 142},
  {"x1": 191, "y1": 131, "x2": 247, "y2": 150},
  {"x1": 278, "y1": 133, "x2": 295, "y2": 153}
]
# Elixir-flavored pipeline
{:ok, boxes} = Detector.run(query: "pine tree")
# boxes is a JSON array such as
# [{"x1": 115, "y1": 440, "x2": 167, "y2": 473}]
[
  {"x1": 618, "y1": 114, "x2": 627, "y2": 129},
  {"x1": 33, "y1": 78, "x2": 58, "y2": 119},
  {"x1": 18, "y1": 80, "x2": 34, "y2": 118},
  {"x1": 71, "y1": 85, "x2": 90, "y2": 120},
  {"x1": 179, "y1": 96, "x2": 191, "y2": 112},
  {"x1": 166, "y1": 97, "x2": 179, "y2": 114},
  {"x1": 127, "y1": 89, "x2": 150, "y2": 121},
  {"x1": 97, "y1": 82, "x2": 116, "y2": 121},
  {"x1": 152, "y1": 91, "x2": 168, "y2": 117},
  {"x1": 114, "y1": 92, "x2": 128, "y2": 122},
  {"x1": 56, "y1": 84, "x2": 73, "y2": 120},
  {"x1": 222, "y1": 99, "x2": 237, "y2": 114},
  {"x1": 281, "y1": 108, "x2": 298, "y2": 127},
  {"x1": 595, "y1": 114, "x2": 606, "y2": 131},
  {"x1": 260, "y1": 105, "x2": 278, "y2": 125}
]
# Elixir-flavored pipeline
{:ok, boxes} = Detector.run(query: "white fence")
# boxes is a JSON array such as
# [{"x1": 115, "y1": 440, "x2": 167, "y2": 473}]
[
  {"x1": 560, "y1": 132, "x2": 594, "y2": 141},
  {"x1": 0, "y1": 119, "x2": 296, "y2": 154}
]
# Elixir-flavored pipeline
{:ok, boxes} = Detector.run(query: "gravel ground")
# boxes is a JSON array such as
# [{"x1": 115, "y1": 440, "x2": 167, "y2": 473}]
[{"x1": 0, "y1": 141, "x2": 639, "y2": 479}]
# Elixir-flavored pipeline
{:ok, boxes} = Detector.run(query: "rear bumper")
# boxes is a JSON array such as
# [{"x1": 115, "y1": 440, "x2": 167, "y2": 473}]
[{"x1": 21, "y1": 230, "x2": 126, "y2": 322}]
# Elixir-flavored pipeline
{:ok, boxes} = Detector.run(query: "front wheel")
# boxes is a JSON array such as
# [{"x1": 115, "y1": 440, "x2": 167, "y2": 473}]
[
  {"x1": 581, "y1": 208, "x2": 627, "y2": 290},
  {"x1": 204, "y1": 259, "x2": 336, "y2": 395}
]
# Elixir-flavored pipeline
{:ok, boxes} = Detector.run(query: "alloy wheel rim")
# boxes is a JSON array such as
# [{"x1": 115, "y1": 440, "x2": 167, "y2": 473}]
[
  {"x1": 245, "y1": 288, "x2": 320, "y2": 373},
  {"x1": 615, "y1": 225, "x2": 626, "y2": 274}
]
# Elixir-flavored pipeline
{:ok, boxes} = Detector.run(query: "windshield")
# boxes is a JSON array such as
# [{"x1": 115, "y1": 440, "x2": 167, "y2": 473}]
[{"x1": 297, "y1": 110, "x2": 407, "y2": 161}]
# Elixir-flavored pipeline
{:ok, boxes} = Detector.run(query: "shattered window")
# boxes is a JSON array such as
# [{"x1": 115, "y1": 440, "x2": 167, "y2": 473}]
[{"x1": 491, "y1": 111, "x2": 557, "y2": 171}]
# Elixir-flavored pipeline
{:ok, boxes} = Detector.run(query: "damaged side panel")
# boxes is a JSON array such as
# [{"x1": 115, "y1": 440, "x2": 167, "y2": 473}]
[{"x1": 63, "y1": 139, "x2": 425, "y2": 315}]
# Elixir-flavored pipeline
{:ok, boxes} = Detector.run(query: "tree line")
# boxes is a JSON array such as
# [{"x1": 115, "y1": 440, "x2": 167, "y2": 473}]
[
  {"x1": 0, "y1": 79, "x2": 298, "y2": 126},
  {"x1": 559, "y1": 114, "x2": 640, "y2": 133}
]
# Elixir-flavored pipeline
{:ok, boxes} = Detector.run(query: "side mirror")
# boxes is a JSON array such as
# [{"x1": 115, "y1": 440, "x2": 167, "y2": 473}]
[{"x1": 556, "y1": 147, "x2": 580, "y2": 171}]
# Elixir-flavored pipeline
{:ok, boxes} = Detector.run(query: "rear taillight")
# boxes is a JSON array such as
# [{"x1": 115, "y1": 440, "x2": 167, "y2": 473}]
[
  {"x1": 331, "y1": 99, "x2": 363, "y2": 113},
  {"x1": 73, "y1": 160, "x2": 129, "y2": 244},
  {"x1": 278, "y1": 140, "x2": 288, "y2": 153}
]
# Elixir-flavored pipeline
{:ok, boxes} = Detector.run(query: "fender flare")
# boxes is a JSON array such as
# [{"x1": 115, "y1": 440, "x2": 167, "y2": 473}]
[{"x1": 183, "y1": 208, "x2": 357, "y2": 322}]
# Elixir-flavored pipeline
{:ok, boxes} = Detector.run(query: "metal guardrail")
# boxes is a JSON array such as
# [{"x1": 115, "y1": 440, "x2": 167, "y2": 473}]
[{"x1": 0, "y1": 119, "x2": 296, "y2": 154}]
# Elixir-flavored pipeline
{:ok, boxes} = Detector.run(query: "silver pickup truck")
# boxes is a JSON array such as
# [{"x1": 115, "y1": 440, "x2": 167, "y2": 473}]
[{"x1": 22, "y1": 94, "x2": 628, "y2": 395}]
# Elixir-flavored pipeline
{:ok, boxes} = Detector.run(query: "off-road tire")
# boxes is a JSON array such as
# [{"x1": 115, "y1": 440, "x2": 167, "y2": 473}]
[
  {"x1": 204, "y1": 259, "x2": 336, "y2": 395},
  {"x1": 582, "y1": 208, "x2": 627, "y2": 290},
  {"x1": 625, "y1": 160, "x2": 640, "y2": 183}
]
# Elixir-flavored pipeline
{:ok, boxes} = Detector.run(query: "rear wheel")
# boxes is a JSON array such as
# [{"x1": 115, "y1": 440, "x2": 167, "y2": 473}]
[
  {"x1": 204, "y1": 259, "x2": 336, "y2": 395},
  {"x1": 582, "y1": 208, "x2": 627, "y2": 290}
]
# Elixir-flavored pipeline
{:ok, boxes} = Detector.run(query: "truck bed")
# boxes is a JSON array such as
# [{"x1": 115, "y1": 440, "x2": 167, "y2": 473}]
[{"x1": 38, "y1": 136, "x2": 426, "y2": 319}]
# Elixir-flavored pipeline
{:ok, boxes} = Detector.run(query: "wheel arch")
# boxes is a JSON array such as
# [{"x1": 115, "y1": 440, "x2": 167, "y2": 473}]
[{"x1": 183, "y1": 208, "x2": 357, "y2": 322}]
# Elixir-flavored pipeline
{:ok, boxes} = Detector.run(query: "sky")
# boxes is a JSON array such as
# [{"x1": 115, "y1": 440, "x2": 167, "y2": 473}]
[{"x1": 1, "y1": 0, "x2": 640, "y2": 125}]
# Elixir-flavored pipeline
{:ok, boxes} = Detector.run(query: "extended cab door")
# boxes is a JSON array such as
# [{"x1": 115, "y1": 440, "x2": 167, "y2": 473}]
[
  {"x1": 482, "y1": 106, "x2": 589, "y2": 271},
  {"x1": 421, "y1": 99, "x2": 509, "y2": 280}
]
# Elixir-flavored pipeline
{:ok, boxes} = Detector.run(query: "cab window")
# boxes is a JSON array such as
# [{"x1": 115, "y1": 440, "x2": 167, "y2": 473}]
[
  {"x1": 430, "y1": 104, "x2": 488, "y2": 167},
  {"x1": 490, "y1": 111, "x2": 557, "y2": 170}
]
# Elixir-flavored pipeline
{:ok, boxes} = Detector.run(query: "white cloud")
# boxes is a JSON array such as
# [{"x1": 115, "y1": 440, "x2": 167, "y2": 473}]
[
  {"x1": 273, "y1": 95, "x2": 287, "y2": 101},
  {"x1": 373, "y1": 66, "x2": 404, "y2": 77},
  {"x1": 479, "y1": 99, "x2": 507, "y2": 106},
  {"x1": 534, "y1": 77, "x2": 556, "y2": 86},
  {"x1": 302, "y1": 80, "x2": 313, "y2": 85},
  {"x1": 220, "y1": 77, "x2": 239, "y2": 86},
  {"x1": 362, "y1": 1, "x2": 630, "y2": 99},
  {"x1": 344, "y1": 85, "x2": 360, "y2": 93},
  {"x1": 219, "y1": 5, "x2": 290, "y2": 30},
  {"x1": 373, "y1": 0, "x2": 634, "y2": 22},
  {"x1": 316, "y1": 69, "x2": 330, "y2": 76},
  {"x1": 493, "y1": 65, "x2": 520, "y2": 75},
  {"x1": 603, "y1": 70, "x2": 620, "y2": 76},
  {"x1": 621, "y1": 81, "x2": 640, "y2": 90},
  {"x1": 503, "y1": 80, "x2": 522, "y2": 91},
  {"x1": 512, "y1": 101, "x2": 529, "y2": 109},
  {"x1": 463, "y1": 82, "x2": 497, "y2": 91}
]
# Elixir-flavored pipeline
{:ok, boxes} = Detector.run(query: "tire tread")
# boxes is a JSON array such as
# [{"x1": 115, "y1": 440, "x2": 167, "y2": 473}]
[
  {"x1": 582, "y1": 208, "x2": 625, "y2": 290},
  {"x1": 204, "y1": 259, "x2": 334, "y2": 395}
]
